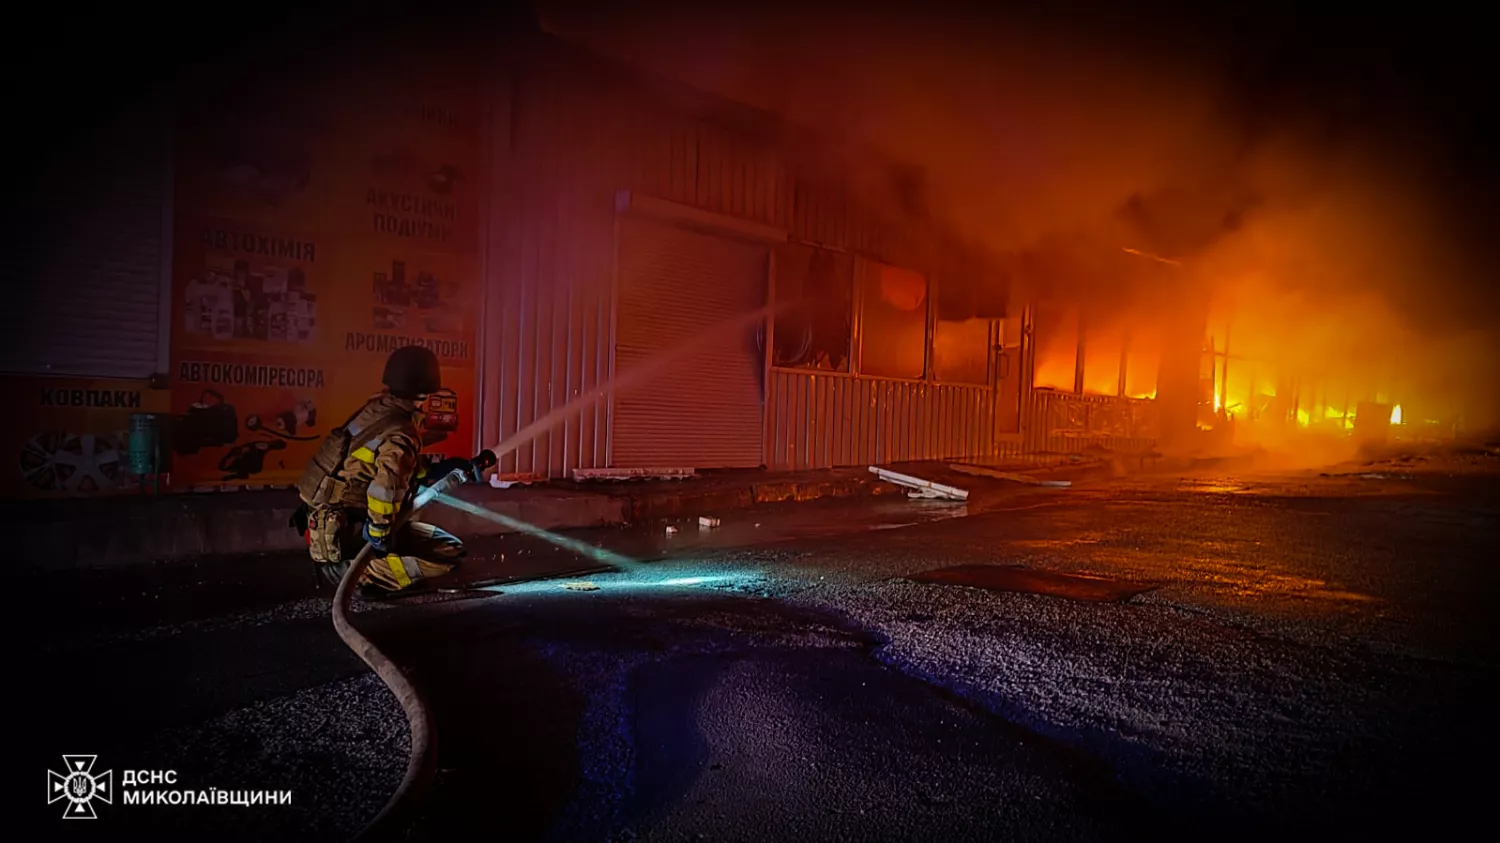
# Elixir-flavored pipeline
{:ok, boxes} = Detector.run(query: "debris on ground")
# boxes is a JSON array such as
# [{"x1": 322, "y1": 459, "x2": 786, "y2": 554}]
[
  {"x1": 868, "y1": 467, "x2": 968, "y2": 501},
  {"x1": 489, "y1": 472, "x2": 546, "y2": 489},
  {"x1": 698, "y1": 516, "x2": 721, "y2": 528},
  {"x1": 560, "y1": 581, "x2": 600, "y2": 592},
  {"x1": 571, "y1": 467, "x2": 697, "y2": 482},
  {"x1": 948, "y1": 463, "x2": 1072, "y2": 487}
]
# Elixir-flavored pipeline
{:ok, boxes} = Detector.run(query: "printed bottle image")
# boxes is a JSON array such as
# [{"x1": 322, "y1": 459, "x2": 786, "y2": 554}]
[
  {"x1": 212, "y1": 280, "x2": 235, "y2": 340},
  {"x1": 233, "y1": 287, "x2": 250, "y2": 337},
  {"x1": 416, "y1": 271, "x2": 439, "y2": 309},
  {"x1": 302, "y1": 293, "x2": 317, "y2": 341},
  {"x1": 268, "y1": 301, "x2": 287, "y2": 342},
  {"x1": 262, "y1": 267, "x2": 288, "y2": 296},
  {"x1": 184, "y1": 278, "x2": 205, "y2": 333}
]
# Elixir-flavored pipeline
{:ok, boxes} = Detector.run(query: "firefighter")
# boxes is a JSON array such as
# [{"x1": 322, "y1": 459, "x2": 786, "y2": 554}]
[{"x1": 291, "y1": 345, "x2": 492, "y2": 596}]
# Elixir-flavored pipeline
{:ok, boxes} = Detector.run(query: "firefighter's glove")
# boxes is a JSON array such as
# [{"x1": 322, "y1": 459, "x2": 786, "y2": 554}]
[
  {"x1": 426, "y1": 456, "x2": 480, "y2": 486},
  {"x1": 363, "y1": 521, "x2": 392, "y2": 555}
]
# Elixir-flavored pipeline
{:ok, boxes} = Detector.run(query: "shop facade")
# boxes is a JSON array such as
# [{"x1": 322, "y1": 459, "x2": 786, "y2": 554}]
[{"x1": 4, "y1": 25, "x2": 1191, "y2": 497}]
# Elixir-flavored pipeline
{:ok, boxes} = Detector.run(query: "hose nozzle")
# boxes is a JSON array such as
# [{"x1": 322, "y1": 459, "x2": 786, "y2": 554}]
[{"x1": 473, "y1": 448, "x2": 499, "y2": 474}]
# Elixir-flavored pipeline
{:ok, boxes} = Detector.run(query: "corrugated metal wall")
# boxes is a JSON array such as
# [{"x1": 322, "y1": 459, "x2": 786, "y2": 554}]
[
  {"x1": 483, "y1": 42, "x2": 950, "y2": 478},
  {"x1": 612, "y1": 218, "x2": 768, "y2": 468},
  {"x1": 766, "y1": 371, "x2": 993, "y2": 470},
  {"x1": 1024, "y1": 390, "x2": 1160, "y2": 454}
]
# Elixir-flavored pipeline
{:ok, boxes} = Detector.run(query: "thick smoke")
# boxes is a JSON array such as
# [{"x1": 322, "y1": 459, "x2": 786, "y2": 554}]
[{"x1": 537, "y1": 0, "x2": 1499, "y2": 433}]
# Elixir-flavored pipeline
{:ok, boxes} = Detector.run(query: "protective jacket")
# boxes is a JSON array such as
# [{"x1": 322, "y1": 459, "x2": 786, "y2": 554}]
[{"x1": 295, "y1": 392, "x2": 431, "y2": 554}]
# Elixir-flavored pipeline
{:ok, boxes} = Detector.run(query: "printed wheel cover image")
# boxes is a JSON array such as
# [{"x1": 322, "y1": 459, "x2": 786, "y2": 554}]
[{"x1": 19, "y1": 431, "x2": 125, "y2": 493}]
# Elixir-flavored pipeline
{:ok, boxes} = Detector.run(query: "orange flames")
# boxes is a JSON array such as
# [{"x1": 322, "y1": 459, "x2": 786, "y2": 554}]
[{"x1": 1031, "y1": 304, "x2": 1161, "y2": 398}]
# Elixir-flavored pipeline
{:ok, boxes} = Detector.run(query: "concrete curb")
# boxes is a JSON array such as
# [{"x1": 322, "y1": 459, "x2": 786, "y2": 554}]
[{"x1": 15, "y1": 470, "x2": 902, "y2": 572}]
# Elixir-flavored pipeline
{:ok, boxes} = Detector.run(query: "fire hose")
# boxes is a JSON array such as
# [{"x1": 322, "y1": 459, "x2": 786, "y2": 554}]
[{"x1": 331, "y1": 464, "x2": 474, "y2": 843}]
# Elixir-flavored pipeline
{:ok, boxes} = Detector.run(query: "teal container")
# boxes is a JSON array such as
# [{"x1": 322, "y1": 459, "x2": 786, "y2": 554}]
[{"x1": 127, "y1": 413, "x2": 162, "y2": 475}]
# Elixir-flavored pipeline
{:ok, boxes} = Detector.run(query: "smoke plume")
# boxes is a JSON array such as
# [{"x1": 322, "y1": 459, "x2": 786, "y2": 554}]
[{"x1": 537, "y1": 0, "x2": 1499, "y2": 432}]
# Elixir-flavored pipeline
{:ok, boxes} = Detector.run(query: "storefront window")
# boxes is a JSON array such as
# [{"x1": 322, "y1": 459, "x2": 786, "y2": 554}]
[
  {"x1": 932, "y1": 269, "x2": 989, "y2": 385},
  {"x1": 859, "y1": 261, "x2": 928, "y2": 380},
  {"x1": 1082, "y1": 320, "x2": 1124, "y2": 396},
  {"x1": 1032, "y1": 303, "x2": 1078, "y2": 391},
  {"x1": 772, "y1": 242, "x2": 853, "y2": 371},
  {"x1": 933, "y1": 317, "x2": 991, "y2": 384},
  {"x1": 1123, "y1": 330, "x2": 1160, "y2": 399},
  {"x1": 933, "y1": 248, "x2": 1007, "y2": 385}
]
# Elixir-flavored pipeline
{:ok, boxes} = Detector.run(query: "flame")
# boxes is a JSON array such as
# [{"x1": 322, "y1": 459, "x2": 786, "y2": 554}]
[
  {"x1": 1082, "y1": 324, "x2": 1123, "y2": 395},
  {"x1": 1034, "y1": 355, "x2": 1076, "y2": 391},
  {"x1": 1124, "y1": 333, "x2": 1160, "y2": 399},
  {"x1": 1033, "y1": 305, "x2": 1079, "y2": 390},
  {"x1": 1390, "y1": 404, "x2": 1402, "y2": 424},
  {"x1": 1032, "y1": 306, "x2": 1161, "y2": 398}
]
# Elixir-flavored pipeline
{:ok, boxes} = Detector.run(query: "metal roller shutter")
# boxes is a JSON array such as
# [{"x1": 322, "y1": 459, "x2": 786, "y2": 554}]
[
  {"x1": 4, "y1": 106, "x2": 168, "y2": 379},
  {"x1": 612, "y1": 217, "x2": 768, "y2": 468}
]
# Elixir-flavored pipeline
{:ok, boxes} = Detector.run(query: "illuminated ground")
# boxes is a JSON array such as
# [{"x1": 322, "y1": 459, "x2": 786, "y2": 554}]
[{"x1": 22, "y1": 447, "x2": 1498, "y2": 840}]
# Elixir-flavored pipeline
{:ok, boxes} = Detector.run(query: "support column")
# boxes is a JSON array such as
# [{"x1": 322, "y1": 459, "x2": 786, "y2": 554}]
[{"x1": 1073, "y1": 312, "x2": 1086, "y2": 395}]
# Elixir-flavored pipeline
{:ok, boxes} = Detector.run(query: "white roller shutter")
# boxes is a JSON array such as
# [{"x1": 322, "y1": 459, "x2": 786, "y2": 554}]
[
  {"x1": 612, "y1": 217, "x2": 768, "y2": 468},
  {"x1": 4, "y1": 105, "x2": 168, "y2": 379}
]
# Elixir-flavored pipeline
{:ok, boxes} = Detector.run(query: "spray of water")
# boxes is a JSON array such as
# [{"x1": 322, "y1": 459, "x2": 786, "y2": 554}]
[
  {"x1": 435, "y1": 493, "x2": 761, "y2": 593},
  {"x1": 434, "y1": 492, "x2": 644, "y2": 571},
  {"x1": 417, "y1": 302, "x2": 790, "y2": 590},
  {"x1": 481, "y1": 301, "x2": 788, "y2": 466}
]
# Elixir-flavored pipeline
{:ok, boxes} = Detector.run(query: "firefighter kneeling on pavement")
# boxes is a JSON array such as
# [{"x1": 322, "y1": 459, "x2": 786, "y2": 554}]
[{"x1": 291, "y1": 345, "x2": 495, "y2": 597}]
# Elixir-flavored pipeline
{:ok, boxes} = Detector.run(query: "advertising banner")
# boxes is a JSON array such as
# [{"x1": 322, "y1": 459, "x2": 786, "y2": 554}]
[
  {"x1": 168, "y1": 60, "x2": 481, "y2": 489},
  {"x1": 0, "y1": 377, "x2": 171, "y2": 498}
]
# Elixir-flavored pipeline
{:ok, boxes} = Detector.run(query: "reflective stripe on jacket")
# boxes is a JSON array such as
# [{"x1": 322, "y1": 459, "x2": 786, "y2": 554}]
[{"x1": 334, "y1": 394, "x2": 424, "y2": 537}]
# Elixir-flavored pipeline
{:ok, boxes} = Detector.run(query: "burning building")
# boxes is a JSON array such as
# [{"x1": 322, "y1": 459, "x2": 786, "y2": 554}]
[{"x1": 6, "y1": 4, "x2": 1496, "y2": 496}]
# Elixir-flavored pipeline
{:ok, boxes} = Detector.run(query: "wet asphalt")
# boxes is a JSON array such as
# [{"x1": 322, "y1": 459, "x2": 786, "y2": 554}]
[{"x1": 21, "y1": 452, "x2": 1500, "y2": 842}]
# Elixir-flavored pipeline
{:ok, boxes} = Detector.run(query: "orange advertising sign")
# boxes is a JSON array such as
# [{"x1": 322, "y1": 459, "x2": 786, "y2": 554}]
[
  {"x1": 168, "y1": 62, "x2": 481, "y2": 490},
  {"x1": 0, "y1": 376, "x2": 171, "y2": 498},
  {"x1": 173, "y1": 219, "x2": 324, "y2": 354},
  {"x1": 168, "y1": 351, "x2": 339, "y2": 487}
]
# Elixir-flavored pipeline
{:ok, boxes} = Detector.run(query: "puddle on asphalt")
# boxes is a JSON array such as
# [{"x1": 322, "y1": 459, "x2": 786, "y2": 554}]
[
  {"x1": 907, "y1": 564, "x2": 1158, "y2": 603},
  {"x1": 1178, "y1": 478, "x2": 1253, "y2": 494},
  {"x1": 652, "y1": 498, "x2": 970, "y2": 554},
  {"x1": 444, "y1": 495, "x2": 976, "y2": 588},
  {"x1": 1007, "y1": 538, "x2": 1104, "y2": 549},
  {"x1": 1303, "y1": 588, "x2": 1379, "y2": 603},
  {"x1": 1178, "y1": 562, "x2": 1379, "y2": 603}
]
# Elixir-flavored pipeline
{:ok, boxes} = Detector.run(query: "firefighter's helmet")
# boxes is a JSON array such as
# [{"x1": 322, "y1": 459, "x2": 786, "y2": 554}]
[{"x1": 382, "y1": 345, "x2": 442, "y2": 399}]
